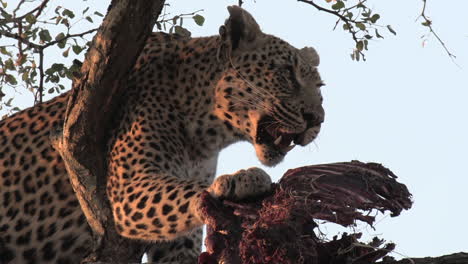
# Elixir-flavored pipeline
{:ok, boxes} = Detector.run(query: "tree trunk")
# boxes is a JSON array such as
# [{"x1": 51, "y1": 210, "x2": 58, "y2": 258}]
[{"x1": 49, "y1": 0, "x2": 165, "y2": 262}]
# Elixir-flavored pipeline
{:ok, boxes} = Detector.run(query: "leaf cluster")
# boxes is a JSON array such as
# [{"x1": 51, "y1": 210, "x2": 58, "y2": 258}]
[
  {"x1": 0, "y1": 0, "x2": 102, "y2": 114},
  {"x1": 300, "y1": 0, "x2": 397, "y2": 61},
  {"x1": 155, "y1": 3, "x2": 205, "y2": 38}
]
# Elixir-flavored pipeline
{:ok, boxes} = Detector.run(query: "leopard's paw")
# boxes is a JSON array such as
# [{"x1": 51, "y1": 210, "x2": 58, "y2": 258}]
[{"x1": 208, "y1": 167, "x2": 272, "y2": 200}]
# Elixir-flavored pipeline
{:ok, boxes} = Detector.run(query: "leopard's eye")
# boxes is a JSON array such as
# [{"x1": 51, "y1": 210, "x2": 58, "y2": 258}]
[
  {"x1": 280, "y1": 65, "x2": 296, "y2": 79},
  {"x1": 317, "y1": 81, "x2": 325, "y2": 88}
]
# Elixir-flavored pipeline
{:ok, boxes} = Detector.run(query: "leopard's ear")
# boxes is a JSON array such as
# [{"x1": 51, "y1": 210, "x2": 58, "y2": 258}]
[
  {"x1": 219, "y1": 6, "x2": 262, "y2": 52},
  {"x1": 300, "y1": 47, "x2": 320, "y2": 67}
]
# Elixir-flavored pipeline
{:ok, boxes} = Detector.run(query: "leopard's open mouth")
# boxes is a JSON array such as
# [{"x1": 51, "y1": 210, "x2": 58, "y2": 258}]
[{"x1": 255, "y1": 116, "x2": 302, "y2": 154}]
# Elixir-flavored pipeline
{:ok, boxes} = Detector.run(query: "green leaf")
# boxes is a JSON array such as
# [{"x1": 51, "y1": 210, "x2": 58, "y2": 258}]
[
  {"x1": 61, "y1": 18, "x2": 70, "y2": 27},
  {"x1": 1, "y1": 10, "x2": 12, "y2": 20},
  {"x1": 370, "y1": 14, "x2": 381, "y2": 23},
  {"x1": 55, "y1": 32, "x2": 66, "y2": 40},
  {"x1": 55, "y1": 16, "x2": 62, "y2": 25},
  {"x1": 51, "y1": 63, "x2": 65, "y2": 71},
  {"x1": 54, "y1": 6, "x2": 62, "y2": 15},
  {"x1": 356, "y1": 23, "x2": 366, "y2": 31},
  {"x1": 55, "y1": 32, "x2": 67, "y2": 48},
  {"x1": 421, "y1": 20, "x2": 431, "y2": 27},
  {"x1": 172, "y1": 15, "x2": 179, "y2": 25},
  {"x1": 356, "y1": 41, "x2": 364, "y2": 51},
  {"x1": 62, "y1": 47, "x2": 70, "y2": 57},
  {"x1": 86, "y1": 16, "x2": 93, "y2": 23},
  {"x1": 82, "y1": 7, "x2": 90, "y2": 14},
  {"x1": 331, "y1": 1, "x2": 345, "y2": 10},
  {"x1": 12, "y1": 107, "x2": 20, "y2": 112},
  {"x1": 375, "y1": 29, "x2": 384, "y2": 39},
  {"x1": 0, "y1": 46, "x2": 10, "y2": 56},
  {"x1": 193, "y1": 14, "x2": 205, "y2": 26},
  {"x1": 5, "y1": 75, "x2": 17, "y2": 85},
  {"x1": 22, "y1": 71, "x2": 29, "y2": 81},
  {"x1": 174, "y1": 26, "x2": 191, "y2": 37},
  {"x1": 4, "y1": 59, "x2": 15, "y2": 70},
  {"x1": 155, "y1": 22, "x2": 162, "y2": 31},
  {"x1": 25, "y1": 14, "x2": 37, "y2": 24},
  {"x1": 355, "y1": 50, "x2": 361, "y2": 61},
  {"x1": 72, "y1": 45, "x2": 84, "y2": 55},
  {"x1": 5, "y1": 97, "x2": 13, "y2": 106},
  {"x1": 48, "y1": 88, "x2": 55, "y2": 94},
  {"x1": 1, "y1": 1, "x2": 6, "y2": 8},
  {"x1": 94, "y1": 11, "x2": 104, "y2": 17},
  {"x1": 62, "y1": 9, "x2": 75, "y2": 18},
  {"x1": 39, "y1": 30, "x2": 52, "y2": 42},
  {"x1": 364, "y1": 35, "x2": 373, "y2": 40},
  {"x1": 387, "y1": 25, "x2": 397, "y2": 35}
]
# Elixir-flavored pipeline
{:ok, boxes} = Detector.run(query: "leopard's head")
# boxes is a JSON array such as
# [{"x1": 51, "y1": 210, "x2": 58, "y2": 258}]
[{"x1": 215, "y1": 6, "x2": 325, "y2": 166}]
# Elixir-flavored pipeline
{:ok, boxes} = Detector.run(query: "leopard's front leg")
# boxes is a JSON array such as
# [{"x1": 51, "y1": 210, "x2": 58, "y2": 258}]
[{"x1": 108, "y1": 167, "x2": 271, "y2": 242}]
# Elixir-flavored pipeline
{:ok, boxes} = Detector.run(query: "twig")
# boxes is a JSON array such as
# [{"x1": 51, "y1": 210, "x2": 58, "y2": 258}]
[
  {"x1": 156, "y1": 10, "x2": 203, "y2": 24},
  {"x1": 42, "y1": 28, "x2": 98, "y2": 49},
  {"x1": 0, "y1": 27, "x2": 97, "y2": 104},
  {"x1": 343, "y1": 0, "x2": 367, "y2": 12},
  {"x1": 16, "y1": 0, "x2": 50, "y2": 21},
  {"x1": 12, "y1": 0, "x2": 27, "y2": 18},
  {"x1": 37, "y1": 50, "x2": 44, "y2": 103},
  {"x1": 297, "y1": 0, "x2": 358, "y2": 41},
  {"x1": 239, "y1": 0, "x2": 244, "y2": 7},
  {"x1": 297, "y1": 0, "x2": 364, "y2": 59},
  {"x1": 0, "y1": 30, "x2": 42, "y2": 50},
  {"x1": 1, "y1": 0, "x2": 50, "y2": 23},
  {"x1": 418, "y1": 0, "x2": 456, "y2": 59}
]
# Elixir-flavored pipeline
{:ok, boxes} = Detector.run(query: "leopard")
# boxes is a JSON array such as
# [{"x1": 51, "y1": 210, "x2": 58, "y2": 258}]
[{"x1": 0, "y1": 6, "x2": 324, "y2": 264}]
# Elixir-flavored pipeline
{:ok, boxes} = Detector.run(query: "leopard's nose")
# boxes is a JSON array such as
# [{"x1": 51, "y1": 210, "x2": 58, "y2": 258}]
[{"x1": 303, "y1": 106, "x2": 324, "y2": 128}]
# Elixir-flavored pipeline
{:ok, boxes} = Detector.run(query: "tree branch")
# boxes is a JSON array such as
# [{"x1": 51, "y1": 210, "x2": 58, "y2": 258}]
[{"x1": 382, "y1": 252, "x2": 468, "y2": 264}]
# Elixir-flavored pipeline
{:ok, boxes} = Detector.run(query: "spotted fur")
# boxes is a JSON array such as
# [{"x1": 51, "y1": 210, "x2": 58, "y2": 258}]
[{"x1": 0, "y1": 6, "x2": 324, "y2": 264}]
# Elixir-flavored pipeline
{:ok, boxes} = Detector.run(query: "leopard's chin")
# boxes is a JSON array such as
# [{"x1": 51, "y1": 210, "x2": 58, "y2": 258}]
[{"x1": 254, "y1": 143, "x2": 286, "y2": 167}]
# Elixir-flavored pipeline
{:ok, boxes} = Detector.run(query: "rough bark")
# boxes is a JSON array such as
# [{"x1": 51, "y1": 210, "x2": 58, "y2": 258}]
[
  {"x1": 49, "y1": 0, "x2": 165, "y2": 262},
  {"x1": 381, "y1": 252, "x2": 468, "y2": 264}
]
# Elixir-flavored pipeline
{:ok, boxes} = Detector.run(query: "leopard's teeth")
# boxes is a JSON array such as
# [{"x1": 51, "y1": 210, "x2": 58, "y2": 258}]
[
  {"x1": 285, "y1": 144, "x2": 296, "y2": 152},
  {"x1": 274, "y1": 135, "x2": 283, "y2": 145}
]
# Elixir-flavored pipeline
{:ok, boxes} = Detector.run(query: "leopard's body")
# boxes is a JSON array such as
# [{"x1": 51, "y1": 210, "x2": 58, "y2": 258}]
[{"x1": 0, "y1": 6, "x2": 324, "y2": 264}]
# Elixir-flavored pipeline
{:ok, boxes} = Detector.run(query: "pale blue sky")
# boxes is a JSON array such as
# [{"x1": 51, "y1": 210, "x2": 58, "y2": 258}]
[
  {"x1": 175, "y1": 0, "x2": 468, "y2": 258},
  {"x1": 3, "y1": 0, "x2": 467, "y2": 259}
]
